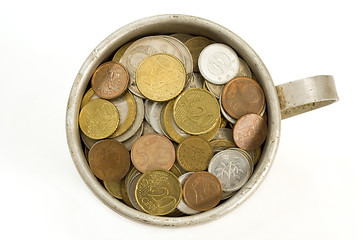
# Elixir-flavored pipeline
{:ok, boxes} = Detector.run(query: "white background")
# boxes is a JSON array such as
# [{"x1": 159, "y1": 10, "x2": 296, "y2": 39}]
[{"x1": 1, "y1": 0, "x2": 362, "y2": 239}]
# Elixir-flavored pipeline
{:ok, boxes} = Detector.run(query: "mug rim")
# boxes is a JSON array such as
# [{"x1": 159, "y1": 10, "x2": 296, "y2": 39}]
[{"x1": 66, "y1": 14, "x2": 281, "y2": 227}]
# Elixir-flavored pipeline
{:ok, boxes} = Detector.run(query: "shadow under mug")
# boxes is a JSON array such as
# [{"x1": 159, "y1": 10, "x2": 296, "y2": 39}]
[{"x1": 66, "y1": 14, "x2": 339, "y2": 227}]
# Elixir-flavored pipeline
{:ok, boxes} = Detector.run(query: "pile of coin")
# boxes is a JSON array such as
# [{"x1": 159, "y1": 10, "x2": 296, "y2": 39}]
[{"x1": 79, "y1": 33, "x2": 267, "y2": 216}]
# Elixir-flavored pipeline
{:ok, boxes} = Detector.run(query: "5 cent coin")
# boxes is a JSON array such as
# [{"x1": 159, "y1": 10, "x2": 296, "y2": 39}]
[{"x1": 131, "y1": 133, "x2": 175, "y2": 173}]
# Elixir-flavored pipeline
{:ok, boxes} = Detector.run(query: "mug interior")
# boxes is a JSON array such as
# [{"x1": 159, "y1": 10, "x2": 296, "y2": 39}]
[{"x1": 66, "y1": 14, "x2": 281, "y2": 226}]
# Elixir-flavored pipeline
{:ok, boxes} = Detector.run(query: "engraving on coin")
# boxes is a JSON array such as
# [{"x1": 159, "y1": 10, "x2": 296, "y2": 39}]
[
  {"x1": 177, "y1": 136, "x2": 214, "y2": 172},
  {"x1": 120, "y1": 36, "x2": 184, "y2": 98},
  {"x1": 199, "y1": 43, "x2": 239, "y2": 85},
  {"x1": 79, "y1": 99, "x2": 119, "y2": 140},
  {"x1": 88, "y1": 139, "x2": 130, "y2": 181},
  {"x1": 173, "y1": 89, "x2": 220, "y2": 135},
  {"x1": 135, "y1": 169, "x2": 182, "y2": 215},
  {"x1": 131, "y1": 133, "x2": 175, "y2": 173},
  {"x1": 221, "y1": 77, "x2": 265, "y2": 119},
  {"x1": 233, "y1": 113, "x2": 267, "y2": 150},
  {"x1": 136, "y1": 53, "x2": 186, "y2": 101},
  {"x1": 184, "y1": 36, "x2": 214, "y2": 72},
  {"x1": 91, "y1": 62, "x2": 129, "y2": 99},
  {"x1": 183, "y1": 172, "x2": 222, "y2": 211},
  {"x1": 162, "y1": 99, "x2": 190, "y2": 143},
  {"x1": 208, "y1": 149, "x2": 251, "y2": 192},
  {"x1": 88, "y1": 89, "x2": 136, "y2": 138},
  {"x1": 112, "y1": 41, "x2": 133, "y2": 62},
  {"x1": 162, "y1": 35, "x2": 193, "y2": 77},
  {"x1": 177, "y1": 172, "x2": 200, "y2": 215}
]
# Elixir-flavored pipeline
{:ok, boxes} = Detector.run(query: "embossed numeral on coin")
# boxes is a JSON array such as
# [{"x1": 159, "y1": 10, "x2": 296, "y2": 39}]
[{"x1": 144, "y1": 187, "x2": 177, "y2": 209}]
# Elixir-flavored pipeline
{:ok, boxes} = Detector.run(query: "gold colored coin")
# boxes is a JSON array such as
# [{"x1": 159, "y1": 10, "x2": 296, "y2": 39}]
[
  {"x1": 81, "y1": 88, "x2": 95, "y2": 109},
  {"x1": 112, "y1": 41, "x2": 133, "y2": 62},
  {"x1": 200, "y1": 116, "x2": 221, "y2": 141},
  {"x1": 177, "y1": 136, "x2": 214, "y2": 172},
  {"x1": 136, "y1": 53, "x2": 186, "y2": 102},
  {"x1": 184, "y1": 36, "x2": 214, "y2": 72},
  {"x1": 220, "y1": 117, "x2": 228, "y2": 128},
  {"x1": 169, "y1": 164, "x2": 182, "y2": 178},
  {"x1": 135, "y1": 169, "x2": 182, "y2": 216},
  {"x1": 109, "y1": 90, "x2": 136, "y2": 137},
  {"x1": 103, "y1": 179, "x2": 123, "y2": 199},
  {"x1": 210, "y1": 139, "x2": 237, "y2": 152},
  {"x1": 79, "y1": 99, "x2": 119, "y2": 139},
  {"x1": 162, "y1": 99, "x2": 189, "y2": 143},
  {"x1": 173, "y1": 88, "x2": 220, "y2": 135}
]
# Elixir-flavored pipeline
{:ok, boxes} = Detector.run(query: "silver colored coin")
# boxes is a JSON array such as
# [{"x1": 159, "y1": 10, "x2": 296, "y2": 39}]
[
  {"x1": 126, "y1": 171, "x2": 144, "y2": 212},
  {"x1": 236, "y1": 58, "x2": 252, "y2": 78},
  {"x1": 113, "y1": 95, "x2": 144, "y2": 142},
  {"x1": 261, "y1": 105, "x2": 266, "y2": 117},
  {"x1": 147, "y1": 101, "x2": 165, "y2": 135},
  {"x1": 177, "y1": 172, "x2": 199, "y2": 215},
  {"x1": 142, "y1": 120, "x2": 156, "y2": 135},
  {"x1": 184, "y1": 72, "x2": 204, "y2": 90},
  {"x1": 122, "y1": 123, "x2": 143, "y2": 151},
  {"x1": 208, "y1": 149, "x2": 251, "y2": 192},
  {"x1": 170, "y1": 108, "x2": 190, "y2": 139},
  {"x1": 212, "y1": 128, "x2": 234, "y2": 142},
  {"x1": 221, "y1": 190, "x2": 236, "y2": 200},
  {"x1": 170, "y1": 33, "x2": 193, "y2": 43},
  {"x1": 219, "y1": 94, "x2": 236, "y2": 124},
  {"x1": 205, "y1": 80, "x2": 225, "y2": 99},
  {"x1": 229, "y1": 148, "x2": 254, "y2": 174},
  {"x1": 120, "y1": 36, "x2": 184, "y2": 98},
  {"x1": 198, "y1": 43, "x2": 239, "y2": 85},
  {"x1": 80, "y1": 131, "x2": 98, "y2": 149},
  {"x1": 162, "y1": 35, "x2": 193, "y2": 78},
  {"x1": 144, "y1": 99, "x2": 153, "y2": 124}
]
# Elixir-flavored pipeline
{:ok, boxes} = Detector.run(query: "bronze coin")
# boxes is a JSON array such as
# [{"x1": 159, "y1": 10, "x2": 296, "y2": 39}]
[
  {"x1": 221, "y1": 77, "x2": 265, "y2": 119},
  {"x1": 183, "y1": 171, "x2": 222, "y2": 211},
  {"x1": 91, "y1": 61, "x2": 129, "y2": 99},
  {"x1": 131, "y1": 133, "x2": 175, "y2": 173},
  {"x1": 88, "y1": 139, "x2": 130, "y2": 181},
  {"x1": 233, "y1": 113, "x2": 267, "y2": 150}
]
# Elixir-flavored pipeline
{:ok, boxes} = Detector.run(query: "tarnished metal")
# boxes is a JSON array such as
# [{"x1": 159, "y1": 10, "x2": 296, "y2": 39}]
[
  {"x1": 276, "y1": 75, "x2": 338, "y2": 119},
  {"x1": 66, "y1": 14, "x2": 338, "y2": 227}
]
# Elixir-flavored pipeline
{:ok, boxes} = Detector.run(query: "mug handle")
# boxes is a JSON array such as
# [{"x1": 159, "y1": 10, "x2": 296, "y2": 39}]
[{"x1": 275, "y1": 75, "x2": 339, "y2": 119}]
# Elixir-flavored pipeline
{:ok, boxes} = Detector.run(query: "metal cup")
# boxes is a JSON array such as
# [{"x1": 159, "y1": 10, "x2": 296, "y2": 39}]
[{"x1": 66, "y1": 14, "x2": 339, "y2": 226}]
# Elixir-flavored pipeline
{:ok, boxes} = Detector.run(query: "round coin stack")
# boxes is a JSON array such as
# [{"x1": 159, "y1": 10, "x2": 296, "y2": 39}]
[{"x1": 79, "y1": 33, "x2": 268, "y2": 216}]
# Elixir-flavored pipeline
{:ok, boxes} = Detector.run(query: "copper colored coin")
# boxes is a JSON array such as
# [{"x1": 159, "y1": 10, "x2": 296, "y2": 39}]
[
  {"x1": 131, "y1": 133, "x2": 175, "y2": 173},
  {"x1": 233, "y1": 113, "x2": 267, "y2": 150},
  {"x1": 91, "y1": 61, "x2": 129, "y2": 99},
  {"x1": 221, "y1": 77, "x2": 265, "y2": 119},
  {"x1": 88, "y1": 139, "x2": 130, "y2": 181},
  {"x1": 183, "y1": 171, "x2": 222, "y2": 211}
]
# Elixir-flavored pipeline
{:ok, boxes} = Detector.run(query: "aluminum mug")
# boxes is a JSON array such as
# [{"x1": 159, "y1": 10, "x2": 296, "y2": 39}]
[{"x1": 66, "y1": 14, "x2": 339, "y2": 227}]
